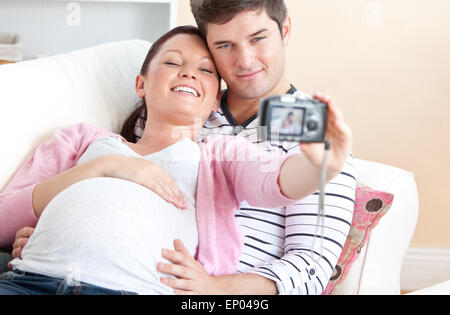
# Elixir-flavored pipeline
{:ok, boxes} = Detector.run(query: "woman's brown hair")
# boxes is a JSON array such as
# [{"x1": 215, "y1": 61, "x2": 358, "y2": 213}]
[{"x1": 121, "y1": 25, "x2": 214, "y2": 143}]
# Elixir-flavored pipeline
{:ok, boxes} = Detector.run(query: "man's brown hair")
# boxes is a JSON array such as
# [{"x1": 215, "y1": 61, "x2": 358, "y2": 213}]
[{"x1": 190, "y1": 0, "x2": 288, "y2": 38}]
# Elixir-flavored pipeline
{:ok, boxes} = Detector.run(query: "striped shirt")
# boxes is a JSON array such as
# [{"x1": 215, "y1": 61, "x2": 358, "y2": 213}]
[{"x1": 134, "y1": 86, "x2": 356, "y2": 295}]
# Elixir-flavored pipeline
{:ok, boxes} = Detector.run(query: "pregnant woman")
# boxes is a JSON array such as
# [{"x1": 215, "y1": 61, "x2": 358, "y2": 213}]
[{"x1": 0, "y1": 26, "x2": 352, "y2": 295}]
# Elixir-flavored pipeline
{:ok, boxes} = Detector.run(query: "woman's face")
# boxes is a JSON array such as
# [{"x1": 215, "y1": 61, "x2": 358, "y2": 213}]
[{"x1": 137, "y1": 34, "x2": 220, "y2": 126}]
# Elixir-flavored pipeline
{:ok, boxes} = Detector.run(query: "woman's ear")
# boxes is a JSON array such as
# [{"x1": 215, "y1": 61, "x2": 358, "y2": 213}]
[
  {"x1": 136, "y1": 75, "x2": 145, "y2": 98},
  {"x1": 213, "y1": 91, "x2": 223, "y2": 113}
]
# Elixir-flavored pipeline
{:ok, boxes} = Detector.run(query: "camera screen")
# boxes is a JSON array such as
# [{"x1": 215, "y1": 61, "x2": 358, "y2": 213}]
[{"x1": 270, "y1": 106, "x2": 305, "y2": 136}]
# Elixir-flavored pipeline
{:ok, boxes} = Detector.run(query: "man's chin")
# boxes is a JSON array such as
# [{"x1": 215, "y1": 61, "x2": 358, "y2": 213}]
[{"x1": 229, "y1": 82, "x2": 273, "y2": 100}]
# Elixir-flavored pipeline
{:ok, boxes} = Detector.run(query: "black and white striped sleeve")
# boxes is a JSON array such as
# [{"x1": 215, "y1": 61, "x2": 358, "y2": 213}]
[{"x1": 248, "y1": 153, "x2": 356, "y2": 295}]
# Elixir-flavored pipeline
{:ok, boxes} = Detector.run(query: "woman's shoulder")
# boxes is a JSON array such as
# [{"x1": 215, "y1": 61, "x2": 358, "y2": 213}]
[{"x1": 55, "y1": 123, "x2": 123, "y2": 142}]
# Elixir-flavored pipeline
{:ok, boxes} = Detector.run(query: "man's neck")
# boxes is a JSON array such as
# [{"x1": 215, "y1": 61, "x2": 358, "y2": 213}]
[
  {"x1": 226, "y1": 94, "x2": 260, "y2": 126},
  {"x1": 226, "y1": 79, "x2": 292, "y2": 126}
]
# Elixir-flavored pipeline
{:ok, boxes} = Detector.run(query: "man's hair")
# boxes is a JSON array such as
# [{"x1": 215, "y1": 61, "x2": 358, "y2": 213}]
[{"x1": 190, "y1": 0, "x2": 288, "y2": 38}]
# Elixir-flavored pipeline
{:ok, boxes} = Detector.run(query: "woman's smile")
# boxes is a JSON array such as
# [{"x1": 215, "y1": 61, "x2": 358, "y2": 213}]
[{"x1": 170, "y1": 84, "x2": 201, "y2": 98}]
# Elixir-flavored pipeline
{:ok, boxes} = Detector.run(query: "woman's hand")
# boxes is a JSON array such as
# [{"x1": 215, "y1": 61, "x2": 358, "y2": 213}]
[
  {"x1": 102, "y1": 156, "x2": 187, "y2": 209},
  {"x1": 7, "y1": 226, "x2": 35, "y2": 270},
  {"x1": 158, "y1": 239, "x2": 219, "y2": 295},
  {"x1": 11, "y1": 227, "x2": 34, "y2": 259},
  {"x1": 300, "y1": 93, "x2": 353, "y2": 177}
]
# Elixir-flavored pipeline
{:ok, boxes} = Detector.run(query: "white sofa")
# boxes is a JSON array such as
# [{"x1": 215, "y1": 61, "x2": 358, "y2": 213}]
[{"x1": 0, "y1": 40, "x2": 419, "y2": 294}]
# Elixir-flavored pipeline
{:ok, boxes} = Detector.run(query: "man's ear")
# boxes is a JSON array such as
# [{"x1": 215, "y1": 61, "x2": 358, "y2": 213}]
[
  {"x1": 281, "y1": 15, "x2": 292, "y2": 47},
  {"x1": 136, "y1": 75, "x2": 145, "y2": 98},
  {"x1": 213, "y1": 90, "x2": 223, "y2": 113}
]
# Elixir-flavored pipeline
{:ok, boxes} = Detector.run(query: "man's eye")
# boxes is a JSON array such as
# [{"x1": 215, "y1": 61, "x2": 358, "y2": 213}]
[
  {"x1": 252, "y1": 36, "x2": 266, "y2": 43},
  {"x1": 165, "y1": 62, "x2": 179, "y2": 66},
  {"x1": 218, "y1": 43, "x2": 232, "y2": 50}
]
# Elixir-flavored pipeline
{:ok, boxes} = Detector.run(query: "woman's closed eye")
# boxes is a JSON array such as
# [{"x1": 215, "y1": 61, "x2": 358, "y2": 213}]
[
  {"x1": 165, "y1": 62, "x2": 180, "y2": 67},
  {"x1": 200, "y1": 68, "x2": 214, "y2": 74}
]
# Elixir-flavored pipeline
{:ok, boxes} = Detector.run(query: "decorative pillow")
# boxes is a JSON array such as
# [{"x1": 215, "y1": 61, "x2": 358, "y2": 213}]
[{"x1": 322, "y1": 186, "x2": 394, "y2": 295}]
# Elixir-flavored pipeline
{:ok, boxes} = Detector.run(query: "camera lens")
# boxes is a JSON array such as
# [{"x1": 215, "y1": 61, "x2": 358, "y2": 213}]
[{"x1": 306, "y1": 119, "x2": 319, "y2": 131}]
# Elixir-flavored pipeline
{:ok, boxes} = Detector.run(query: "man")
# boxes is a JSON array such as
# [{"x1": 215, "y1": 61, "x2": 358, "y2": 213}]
[
  {"x1": 156, "y1": 0, "x2": 356, "y2": 295},
  {"x1": 280, "y1": 112, "x2": 302, "y2": 135}
]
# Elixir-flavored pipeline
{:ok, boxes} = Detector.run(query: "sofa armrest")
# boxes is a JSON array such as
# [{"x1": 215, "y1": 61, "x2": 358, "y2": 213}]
[
  {"x1": 332, "y1": 159, "x2": 419, "y2": 295},
  {"x1": 355, "y1": 159, "x2": 419, "y2": 294}
]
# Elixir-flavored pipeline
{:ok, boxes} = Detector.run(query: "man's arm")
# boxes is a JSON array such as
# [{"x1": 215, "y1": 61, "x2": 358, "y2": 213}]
[
  {"x1": 247, "y1": 154, "x2": 356, "y2": 295},
  {"x1": 211, "y1": 273, "x2": 278, "y2": 295}
]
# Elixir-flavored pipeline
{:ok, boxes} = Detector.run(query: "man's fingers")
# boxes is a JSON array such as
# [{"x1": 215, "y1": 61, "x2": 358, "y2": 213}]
[
  {"x1": 158, "y1": 262, "x2": 193, "y2": 280},
  {"x1": 160, "y1": 277, "x2": 193, "y2": 291},
  {"x1": 162, "y1": 248, "x2": 186, "y2": 265},
  {"x1": 173, "y1": 239, "x2": 190, "y2": 255}
]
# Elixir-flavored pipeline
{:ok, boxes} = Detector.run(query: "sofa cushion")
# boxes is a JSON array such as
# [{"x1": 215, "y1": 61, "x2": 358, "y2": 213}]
[
  {"x1": 322, "y1": 186, "x2": 394, "y2": 295},
  {"x1": 0, "y1": 40, "x2": 151, "y2": 189}
]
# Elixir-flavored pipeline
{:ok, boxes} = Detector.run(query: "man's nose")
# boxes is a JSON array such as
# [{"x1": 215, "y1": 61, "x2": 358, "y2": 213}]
[{"x1": 236, "y1": 46, "x2": 255, "y2": 69}]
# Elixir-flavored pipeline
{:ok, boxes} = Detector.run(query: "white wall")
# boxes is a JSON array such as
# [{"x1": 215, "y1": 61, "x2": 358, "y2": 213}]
[
  {"x1": 177, "y1": 0, "x2": 450, "y2": 250},
  {"x1": 0, "y1": 0, "x2": 171, "y2": 60}
]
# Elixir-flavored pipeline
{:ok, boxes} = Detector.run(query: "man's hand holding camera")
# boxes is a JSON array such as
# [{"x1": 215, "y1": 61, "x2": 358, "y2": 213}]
[{"x1": 300, "y1": 93, "x2": 353, "y2": 177}]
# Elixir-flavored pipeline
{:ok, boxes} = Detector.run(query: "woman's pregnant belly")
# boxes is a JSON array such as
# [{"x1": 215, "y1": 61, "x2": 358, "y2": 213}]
[{"x1": 15, "y1": 178, "x2": 198, "y2": 294}]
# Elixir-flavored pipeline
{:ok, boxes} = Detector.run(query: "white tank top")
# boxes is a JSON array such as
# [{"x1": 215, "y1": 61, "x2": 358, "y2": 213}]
[{"x1": 11, "y1": 137, "x2": 201, "y2": 295}]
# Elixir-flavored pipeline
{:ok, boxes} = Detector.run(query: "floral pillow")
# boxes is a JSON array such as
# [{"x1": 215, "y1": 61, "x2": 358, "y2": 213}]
[{"x1": 322, "y1": 186, "x2": 394, "y2": 295}]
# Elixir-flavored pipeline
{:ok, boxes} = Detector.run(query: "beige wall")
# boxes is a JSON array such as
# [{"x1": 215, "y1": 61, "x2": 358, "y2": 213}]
[{"x1": 177, "y1": 0, "x2": 450, "y2": 248}]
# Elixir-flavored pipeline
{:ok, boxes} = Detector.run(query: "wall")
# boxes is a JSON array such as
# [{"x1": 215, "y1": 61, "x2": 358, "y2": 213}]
[
  {"x1": 0, "y1": 0, "x2": 170, "y2": 60},
  {"x1": 177, "y1": 0, "x2": 450, "y2": 249}
]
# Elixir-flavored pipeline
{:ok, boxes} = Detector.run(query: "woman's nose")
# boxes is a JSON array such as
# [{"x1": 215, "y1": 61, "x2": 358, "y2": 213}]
[{"x1": 180, "y1": 69, "x2": 197, "y2": 80}]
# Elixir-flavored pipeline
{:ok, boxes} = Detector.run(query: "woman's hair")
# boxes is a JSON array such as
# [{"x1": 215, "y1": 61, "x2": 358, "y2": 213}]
[
  {"x1": 121, "y1": 25, "x2": 214, "y2": 143},
  {"x1": 190, "y1": 0, "x2": 288, "y2": 38}
]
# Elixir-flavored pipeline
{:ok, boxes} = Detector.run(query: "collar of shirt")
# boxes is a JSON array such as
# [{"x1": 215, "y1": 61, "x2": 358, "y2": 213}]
[{"x1": 220, "y1": 84, "x2": 299, "y2": 129}]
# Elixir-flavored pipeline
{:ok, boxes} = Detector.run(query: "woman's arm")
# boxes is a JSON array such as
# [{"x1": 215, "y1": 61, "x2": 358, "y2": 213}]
[
  {"x1": 33, "y1": 154, "x2": 188, "y2": 218},
  {"x1": 1, "y1": 123, "x2": 187, "y2": 248},
  {"x1": 31, "y1": 156, "x2": 108, "y2": 218},
  {"x1": 0, "y1": 124, "x2": 109, "y2": 247},
  {"x1": 10, "y1": 154, "x2": 188, "y2": 260}
]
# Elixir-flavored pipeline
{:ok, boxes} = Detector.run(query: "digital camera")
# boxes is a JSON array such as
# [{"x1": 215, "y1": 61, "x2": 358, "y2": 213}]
[{"x1": 258, "y1": 95, "x2": 328, "y2": 143}]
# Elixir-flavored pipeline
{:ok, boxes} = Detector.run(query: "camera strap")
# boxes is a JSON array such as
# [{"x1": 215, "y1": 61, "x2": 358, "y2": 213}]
[{"x1": 311, "y1": 140, "x2": 331, "y2": 268}]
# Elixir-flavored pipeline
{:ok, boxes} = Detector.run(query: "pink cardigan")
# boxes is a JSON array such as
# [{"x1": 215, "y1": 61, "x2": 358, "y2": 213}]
[{"x1": 0, "y1": 123, "x2": 299, "y2": 275}]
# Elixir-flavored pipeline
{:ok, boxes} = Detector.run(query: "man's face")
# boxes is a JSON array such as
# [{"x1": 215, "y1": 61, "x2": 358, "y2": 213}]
[{"x1": 206, "y1": 10, "x2": 289, "y2": 100}]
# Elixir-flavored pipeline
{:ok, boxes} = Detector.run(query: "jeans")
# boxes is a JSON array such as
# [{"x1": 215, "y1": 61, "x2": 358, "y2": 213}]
[
  {"x1": 0, "y1": 252, "x2": 12, "y2": 274},
  {"x1": 0, "y1": 270, "x2": 137, "y2": 295}
]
